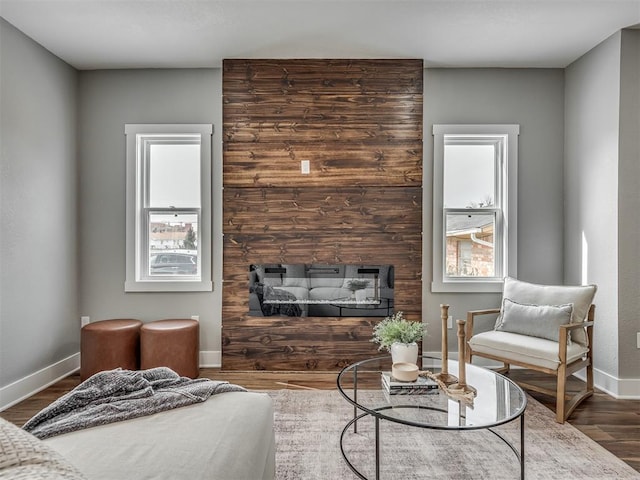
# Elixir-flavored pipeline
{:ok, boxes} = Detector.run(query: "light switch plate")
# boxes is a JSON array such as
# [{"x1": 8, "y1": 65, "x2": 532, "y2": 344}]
[{"x1": 301, "y1": 160, "x2": 310, "y2": 174}]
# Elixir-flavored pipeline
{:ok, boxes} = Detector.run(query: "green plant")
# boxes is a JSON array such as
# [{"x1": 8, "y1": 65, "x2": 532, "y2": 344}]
[{"x1": 371, "y1": 311, "x2": 426, "y2": 352}]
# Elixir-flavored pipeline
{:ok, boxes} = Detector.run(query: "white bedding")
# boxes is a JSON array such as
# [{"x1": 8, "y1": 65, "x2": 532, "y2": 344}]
[{"x1": 43, "y1": 391, "x2": 275, "y2": 480}]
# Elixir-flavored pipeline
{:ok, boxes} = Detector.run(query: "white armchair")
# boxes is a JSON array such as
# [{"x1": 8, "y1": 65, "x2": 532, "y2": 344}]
[{"x1": 465, "y1": 277, "x2": 597, "y2": 423}]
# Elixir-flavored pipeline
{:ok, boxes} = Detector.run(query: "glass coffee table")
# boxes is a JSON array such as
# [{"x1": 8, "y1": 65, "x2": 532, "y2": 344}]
[{"x1": 337, "y1": 356, "x2": 527, "y2": 479}]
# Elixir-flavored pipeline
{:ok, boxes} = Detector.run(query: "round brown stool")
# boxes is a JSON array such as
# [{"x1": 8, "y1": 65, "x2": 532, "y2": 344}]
[
  {"x1": 80, "y1": 319, "x2": 143, "y2": 381},
  {"x1": 140, "y1": 319, "x2": 199, "y2": 378}
]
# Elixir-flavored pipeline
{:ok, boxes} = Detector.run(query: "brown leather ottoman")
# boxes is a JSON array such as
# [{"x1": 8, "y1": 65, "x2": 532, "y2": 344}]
[
  {"x1": 80, "y1": 319, "x2": 143, "y2": 381},
  {"x1": 140, "y1": 319, "x2": 199, "y2": 378}
]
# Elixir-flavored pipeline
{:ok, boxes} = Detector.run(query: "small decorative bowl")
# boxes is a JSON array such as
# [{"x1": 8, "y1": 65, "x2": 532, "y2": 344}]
[{"x1": 392, "y1": 362, "x2": 421, "y2": 382}]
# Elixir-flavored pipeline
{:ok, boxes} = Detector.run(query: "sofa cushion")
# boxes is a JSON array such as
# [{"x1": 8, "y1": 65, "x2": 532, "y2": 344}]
[
  {"x1": 495, "y1": 298, "x2": 573, "y2": 342},
  {"x1": 0, "y1": 417, "x2": 86, "y2": 479},
  {"x1": 44, "y1": 392, "x2": 275, "y2": 480},
  {"x1": 469, "y1": 330, "x2": 589, "y2": 371},
  {"x1": 499, "y1": 277, "x2": 596, "y2": 345},
  {"x1": 282, "y1": 264, "x2": 310, "y2": 289},
  {"x1": 308, "y1": 286, "x2": 351, "y2": 304}
]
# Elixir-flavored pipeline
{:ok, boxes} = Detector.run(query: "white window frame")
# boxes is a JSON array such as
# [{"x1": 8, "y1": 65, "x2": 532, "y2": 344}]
[
  {"x1": 125, "y1": 124, "x2": 213, "y2": 292},
  {"x1": 432, "y1": 124, "x2": 519, "y2": 293}
]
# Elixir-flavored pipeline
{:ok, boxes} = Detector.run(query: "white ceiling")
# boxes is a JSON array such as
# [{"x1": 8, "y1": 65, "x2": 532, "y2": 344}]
[{"x1": 1, "y1": 0, "x2": 639, "y2": 70}]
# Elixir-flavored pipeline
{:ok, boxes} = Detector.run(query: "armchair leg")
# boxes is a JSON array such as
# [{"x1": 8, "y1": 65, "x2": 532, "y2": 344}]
[
  {"x1": 556, "y1": 367, "x2": 567, "y2": 423},
  {"x1": 495, "y1": 363, "x2": 510, "y2": 375}
]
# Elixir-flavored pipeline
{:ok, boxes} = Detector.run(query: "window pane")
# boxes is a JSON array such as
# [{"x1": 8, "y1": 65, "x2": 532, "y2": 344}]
[
  {"x1": 149, "y1": 213, "x2": 199, "y2": 277},
  {"x1": 149, "y1": 143, "x2": 200, "y2": 208},
  {"x1": 443, "y1": 144, "x2": 495, "y2": 208},
  {"x1": 445, "y1": 212, "x2": 495, "y2": 277}
]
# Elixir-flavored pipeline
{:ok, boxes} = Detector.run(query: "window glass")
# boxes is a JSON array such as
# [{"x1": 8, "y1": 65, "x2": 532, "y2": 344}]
[
  {"x1": 443, "y1": 144, "x2": 495, "y2": 208},
  {"x1": 445, "y1": 212, "x2": 495, "y2": 277},
  {"x1": 148, "y1": 212, "x2": 199, "y2": 277},
  {"x1": 149, "y1": 143, "x2": 200, "y2": 208}
]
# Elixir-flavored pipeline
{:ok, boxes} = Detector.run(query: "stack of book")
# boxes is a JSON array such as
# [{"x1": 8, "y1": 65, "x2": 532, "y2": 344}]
[{"x1": 381, "y1": 372, "x2": 439, "y2": 395}]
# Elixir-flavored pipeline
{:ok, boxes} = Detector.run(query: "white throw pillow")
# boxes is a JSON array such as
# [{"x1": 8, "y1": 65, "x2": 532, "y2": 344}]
[
  {"x1": 499, "y1": 277, "x2": 597, "y2": 345},
  {"x1": 495, "y1": 298, "x2": 573, "y2": 342}
]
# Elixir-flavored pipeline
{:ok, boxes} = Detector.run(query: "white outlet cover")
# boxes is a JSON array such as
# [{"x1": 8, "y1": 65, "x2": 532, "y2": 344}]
[{"x1": 301, "y1": 160, "x2": 310, "y2": 174}]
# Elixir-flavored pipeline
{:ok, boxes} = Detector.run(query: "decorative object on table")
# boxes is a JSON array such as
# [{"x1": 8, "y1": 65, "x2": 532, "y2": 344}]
[
  {"x1": 432, "y1": 304, "x2": 458, "y2": 386},
  {"x1": 381, "y1": 370, "x2": 438, "y2": 395},
  {"x1": 448, "y1": 319, "x2": 477, "y2": 396},
  {"x1": 371, "y1": 311, "x2": 425, "y2": 364},
  {"x1": 346, "y1": 278, "x2": 370, "y2": 299},
  {"x1": 391, "y1": 361, "x2": 422, "y2": 382}
]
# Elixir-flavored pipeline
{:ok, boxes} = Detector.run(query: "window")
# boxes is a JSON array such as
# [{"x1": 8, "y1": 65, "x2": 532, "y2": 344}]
[
  {"x1": 432, "y1": 125, "x2": 519, "y2": 292},
  {"x1": 125, "y1": 124, "x2": 213, "y2": 292}
]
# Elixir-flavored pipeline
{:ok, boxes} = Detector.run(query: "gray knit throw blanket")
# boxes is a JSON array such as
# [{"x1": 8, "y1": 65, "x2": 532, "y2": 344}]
[{"x1": 22, "y1": 367, "x2": 246, "y2": 439}]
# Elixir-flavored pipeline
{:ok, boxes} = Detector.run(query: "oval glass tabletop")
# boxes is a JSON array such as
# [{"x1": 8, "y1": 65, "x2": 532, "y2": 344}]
[{"x1": 337, "y1": 355, "x2": 527, "y2": 430}]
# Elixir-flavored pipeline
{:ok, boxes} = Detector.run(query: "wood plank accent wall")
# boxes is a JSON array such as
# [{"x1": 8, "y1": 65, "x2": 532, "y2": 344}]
[{"x1": 222, "y1": 59, "x2": 423, "y2": 370}]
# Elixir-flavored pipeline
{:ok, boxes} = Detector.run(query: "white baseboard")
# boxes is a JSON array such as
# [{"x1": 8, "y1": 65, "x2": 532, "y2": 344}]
[
  {"x1": 199, "y1": 350, "x2": 221, "y2": 368},
  {"x1": 0, "y1": 353, "x2": 80, "y2": 412},
  {"x1": 574, "y1": 368, "x2": 640, "y2": 399}
]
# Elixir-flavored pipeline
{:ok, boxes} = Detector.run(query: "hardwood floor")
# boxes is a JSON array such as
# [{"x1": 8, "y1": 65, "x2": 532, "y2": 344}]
[{"x1": 2, "y1": 369, "x2": 639, "y2": 473}]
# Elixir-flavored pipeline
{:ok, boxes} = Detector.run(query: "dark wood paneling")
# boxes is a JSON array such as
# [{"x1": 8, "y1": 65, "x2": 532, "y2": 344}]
[
  {"x1": 223, "y1": 148, "x2": 422, "y2": 187},
  {"x1": 223, "y1": 59, "x2": 424, "y2": 96},
  {"x1": 224, "y1": 187, "x2": 422, "y2": 233},
  {"x1": 222, "y1": 59, "x2": 423, "y2": 370}
]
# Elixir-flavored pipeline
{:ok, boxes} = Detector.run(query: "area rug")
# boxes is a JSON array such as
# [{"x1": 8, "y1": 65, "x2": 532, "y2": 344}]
[{"x1": 270, "y1": 389, "x2": 639, "y2": 480}]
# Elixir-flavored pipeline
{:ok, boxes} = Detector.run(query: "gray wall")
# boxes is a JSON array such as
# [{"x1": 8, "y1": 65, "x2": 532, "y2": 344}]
[
  {"x1": 0, "y1": 19, "x2": 79, "y2": 386},
  {"x1": 564, "y1": 33, "x2": 622, "y2": 379},
  {"x1": 422, "y1": 68, "x2": 566, "y2": 351},
  {"x1": 77, "y1": 69, "x2": 223, "y2": 356},
  {"x1": 617, "y1": 29, "x2": 640, "y2": 379}
]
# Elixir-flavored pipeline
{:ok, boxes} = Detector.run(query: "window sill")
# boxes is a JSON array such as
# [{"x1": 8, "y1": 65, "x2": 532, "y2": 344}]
[
  {"x1": 431, "y1": 280, "x2": 504, "y2": 293},
  {"x1": 125, "y1": 280, "x2": 213, "y2": 293}
]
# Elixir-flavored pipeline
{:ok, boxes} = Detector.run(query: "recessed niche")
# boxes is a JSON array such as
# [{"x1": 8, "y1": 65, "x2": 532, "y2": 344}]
[{"x1": 248, "y1": 264, "x2": 394, "y2": 317}]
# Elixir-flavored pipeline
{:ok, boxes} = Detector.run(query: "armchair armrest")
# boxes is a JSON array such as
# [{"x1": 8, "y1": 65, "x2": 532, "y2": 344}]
[
  {"x1": 558, "y1": 320, "x2": 594, "y2": 363},
  {"x1": 466, "y1": 308, "x2": 500, "y2": 340}
]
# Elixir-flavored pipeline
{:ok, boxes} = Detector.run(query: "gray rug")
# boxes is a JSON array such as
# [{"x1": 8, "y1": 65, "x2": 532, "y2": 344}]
[{"x1": 270, "y1": 389, "x2": 639, "y2": 480}]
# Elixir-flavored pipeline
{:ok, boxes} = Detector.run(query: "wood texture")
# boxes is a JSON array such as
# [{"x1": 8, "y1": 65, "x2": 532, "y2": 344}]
[
  {"x1": 1, "y1": 370, "x2": 638, "y2": 473},
  {"x1": 222, "y1": 59, "x2": 423, "y2": 370}
]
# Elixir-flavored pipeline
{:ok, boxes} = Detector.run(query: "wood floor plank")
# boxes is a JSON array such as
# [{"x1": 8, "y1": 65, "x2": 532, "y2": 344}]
[{"x1": 1, "y1": 368, "x2": 638, "y2": 474}]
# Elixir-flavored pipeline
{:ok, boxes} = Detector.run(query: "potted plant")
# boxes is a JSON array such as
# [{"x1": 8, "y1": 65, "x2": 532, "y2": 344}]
[{"x1": 371, "y1": 311, "x2": 426, "y2": 364}]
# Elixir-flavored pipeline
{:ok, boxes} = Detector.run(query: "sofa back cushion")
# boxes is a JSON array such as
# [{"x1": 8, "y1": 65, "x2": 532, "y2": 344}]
[
  {"x1": 309, "y1": 265, "x2": 345, "y2": 289},
  {"x1": 282, "y1": 264, "x2": 310, "y2": 289}
]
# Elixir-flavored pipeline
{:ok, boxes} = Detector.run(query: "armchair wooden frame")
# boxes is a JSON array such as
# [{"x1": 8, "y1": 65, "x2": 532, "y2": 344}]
[{"x1": 465, "y1": 305, "x2": 595, "y2": 424}]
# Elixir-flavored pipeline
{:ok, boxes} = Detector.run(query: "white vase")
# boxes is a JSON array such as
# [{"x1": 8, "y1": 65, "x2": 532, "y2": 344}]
[{"x1": 390, "y1": 342, "x2": 419, "y2": 365}]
